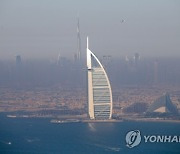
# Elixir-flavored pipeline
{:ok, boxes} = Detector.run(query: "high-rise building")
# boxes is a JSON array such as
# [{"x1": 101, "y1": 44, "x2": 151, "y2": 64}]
[
  {"x1": 87, "y1": 37, "x2": 113, "y2": 120},
  {"x1": 153, "y1": 60, "x2": 159, "y2": 84},
  {"x1": 57, "y1": 53, "x2": 61, "y2": 65},
  {"x1": 16, "y1": 55, "x2": 22, "y2": 66},
  {"x1": 134, "y1": 53, "x2": 140, "y2": 67},
  {"x1": 77, "y1": 16, "x2": 81, "y2": 60}
]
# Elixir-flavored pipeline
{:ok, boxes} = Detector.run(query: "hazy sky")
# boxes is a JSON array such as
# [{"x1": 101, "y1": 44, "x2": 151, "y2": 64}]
[{"x1": 0, "y1": 0, "x2": 180, "y2": 60}]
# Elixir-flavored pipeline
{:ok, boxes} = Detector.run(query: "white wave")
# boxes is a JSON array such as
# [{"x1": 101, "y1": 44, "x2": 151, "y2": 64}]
[
  {"x1": 0, "y1": 140, "x2": 12, "y2": 145},
  {"x1": 93, "y1": 143, "x2": 121, "y2": 152},
  {"x1": 25, "y1": 137, "x2": 40, "y2": 143}
]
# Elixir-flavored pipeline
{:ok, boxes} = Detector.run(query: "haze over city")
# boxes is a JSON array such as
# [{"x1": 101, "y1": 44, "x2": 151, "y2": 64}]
[
  {"x1": 0, "y1": 1, "x2": 180, "y2": 153},
  {"x1": 0, "y1": 0, "x2": 180, "y2": 60}
]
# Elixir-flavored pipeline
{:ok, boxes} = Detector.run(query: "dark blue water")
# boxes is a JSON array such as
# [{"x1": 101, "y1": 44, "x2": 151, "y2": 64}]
[{"x1": 0, "y1": 114, "x2": 180, "y2": 154}]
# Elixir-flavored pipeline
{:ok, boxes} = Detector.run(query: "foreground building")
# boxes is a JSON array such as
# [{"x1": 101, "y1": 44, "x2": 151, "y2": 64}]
[
  {"x1": 147, "y1": 93, "x2": 179, "y2": 115},
  {"x1": 87, "y1": 37, "x2": 113, "y2": 120}
]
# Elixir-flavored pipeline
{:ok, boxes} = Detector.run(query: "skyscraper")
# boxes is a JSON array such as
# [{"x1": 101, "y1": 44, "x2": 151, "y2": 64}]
[
  {"x1": 77, "y1": 16, "x2": 81, "y2": 60},
  {"x1": 87, "y1": 37, "x2": 113, "y2": 120},
  {"x1": 153, "y1": 60, "x2": 158, "y2": 84},
  {"x1": 134, "y1": 53, "x2": 140, "y2": 67},
  {"x1": 16, "y1": 55, "x2": 22, "y2": 66}
]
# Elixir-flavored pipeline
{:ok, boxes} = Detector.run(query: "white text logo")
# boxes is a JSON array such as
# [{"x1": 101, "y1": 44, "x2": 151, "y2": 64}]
[
  {"x1": 126, "y1": 130, "x2": 141, "y2": 148},
  {"x1": 126, "y1": 130, "x2": 180, "y2": 148}
]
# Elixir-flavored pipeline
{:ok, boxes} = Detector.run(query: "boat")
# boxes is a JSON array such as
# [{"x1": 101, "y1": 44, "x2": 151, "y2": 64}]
[
  {"x1": 50, "y1": 119, "x2": 80, "y2": 124},
  {"x1": 7, "y1": 115, "x2": 17, "y2": 118}
]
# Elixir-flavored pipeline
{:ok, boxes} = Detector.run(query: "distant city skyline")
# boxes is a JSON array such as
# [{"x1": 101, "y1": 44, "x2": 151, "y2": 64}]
[{"x1": 0, "y1": 0, "x2": 180, "y2": 60}]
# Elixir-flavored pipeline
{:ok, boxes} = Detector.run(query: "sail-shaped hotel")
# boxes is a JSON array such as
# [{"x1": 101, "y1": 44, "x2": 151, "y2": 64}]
[{"x1": 87, "y1": 37, "x2": 113, "y2": 120}]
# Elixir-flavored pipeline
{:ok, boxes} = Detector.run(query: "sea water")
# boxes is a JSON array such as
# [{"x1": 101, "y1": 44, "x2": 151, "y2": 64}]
[{"x1": 0, "y1": 114, "x2": 180, "y2": 154}]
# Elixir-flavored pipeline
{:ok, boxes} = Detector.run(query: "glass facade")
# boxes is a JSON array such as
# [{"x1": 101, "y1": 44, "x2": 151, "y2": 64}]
[{"x1": 87, "y1": 38, "x2": 112, "y2": 120}]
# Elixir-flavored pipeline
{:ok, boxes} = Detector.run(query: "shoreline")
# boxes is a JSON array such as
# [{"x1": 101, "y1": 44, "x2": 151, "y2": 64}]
[
  {"x1": 50, "y1": 118, "x2": 180, "y2": 124},
  {"x1": 4, "y1": 114, "x2": 180, "y2": 123},
  {"x1": 121, "y1": 118, "x2": 180, "y2": 123},
  {"x1": 82, "y1": 118, "x2": 180, "y2": 123}
]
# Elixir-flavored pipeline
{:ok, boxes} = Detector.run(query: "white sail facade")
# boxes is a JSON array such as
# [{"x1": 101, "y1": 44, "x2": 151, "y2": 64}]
[{"x1": 87, "y1": 37, "x2": 113, "y2": 120}]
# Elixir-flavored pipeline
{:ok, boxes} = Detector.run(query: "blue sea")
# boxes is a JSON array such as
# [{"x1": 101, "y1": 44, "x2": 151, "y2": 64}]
[{"x1": 0, "y1": 114, "x2": 180, "y2": 154}]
